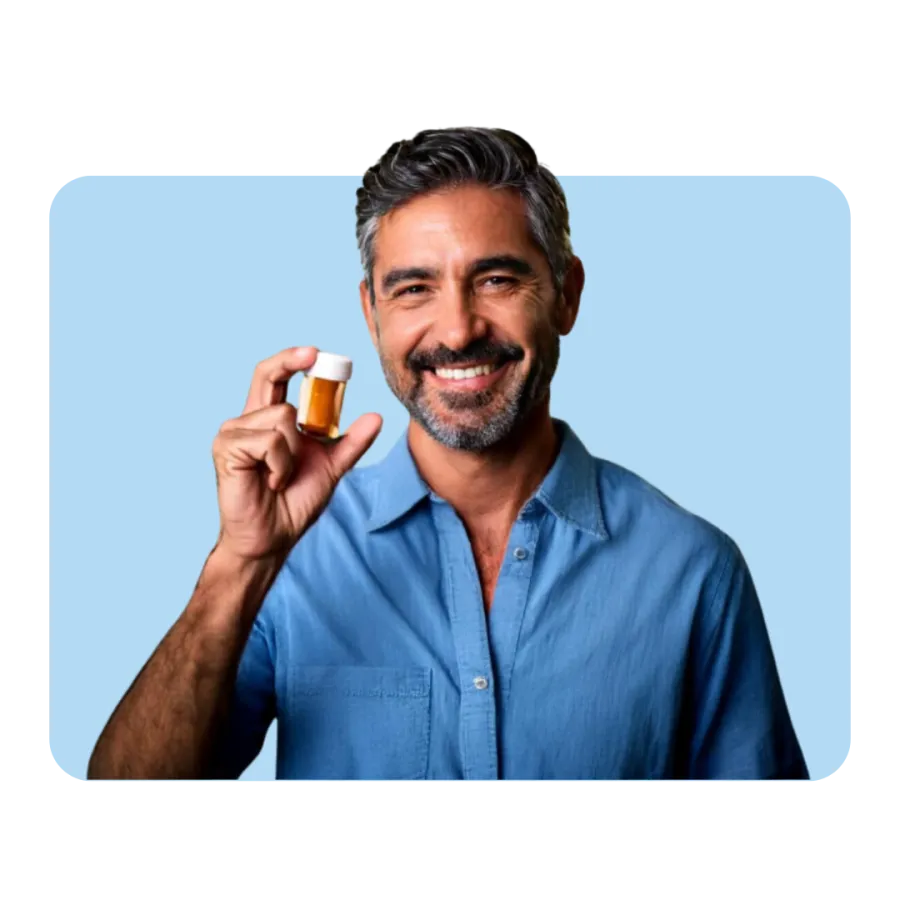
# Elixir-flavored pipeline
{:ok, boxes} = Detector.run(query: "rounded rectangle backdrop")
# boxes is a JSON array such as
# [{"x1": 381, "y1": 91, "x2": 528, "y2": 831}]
[{"x1": 49, "y1": 176, "x2": 849, "y2": 780}]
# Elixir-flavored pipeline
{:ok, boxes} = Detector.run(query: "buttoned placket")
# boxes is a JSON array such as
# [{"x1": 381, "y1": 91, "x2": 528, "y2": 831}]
[{"x1": 431, "y1": 496, "x2": 543, "y2": 780}]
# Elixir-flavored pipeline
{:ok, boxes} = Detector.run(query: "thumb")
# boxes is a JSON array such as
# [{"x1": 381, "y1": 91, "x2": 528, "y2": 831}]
[{"x1": 326, "y1": 413, "x2": 383, "y2": 479}]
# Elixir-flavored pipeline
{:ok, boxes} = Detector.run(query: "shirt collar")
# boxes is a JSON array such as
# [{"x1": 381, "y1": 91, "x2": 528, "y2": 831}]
[
  {"x1": 534, "y1": 420, "x2": 609, "y2": 539},
  {"x1": 366, "y1": 418, "x2": 609, "y2": 540},
  {"x1": 367, "y1": 430, "x2": 431, "y2": 532}
]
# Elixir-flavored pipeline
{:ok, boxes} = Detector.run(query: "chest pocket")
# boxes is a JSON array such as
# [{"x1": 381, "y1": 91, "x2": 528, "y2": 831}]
[{"x1": 280, "y1": 665, "x2": 432, "y2": 780}]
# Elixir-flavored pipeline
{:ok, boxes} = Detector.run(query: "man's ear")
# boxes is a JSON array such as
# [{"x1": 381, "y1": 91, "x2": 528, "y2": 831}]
[
  {"x1": 557, "y1": 256, "x2": 585, "y2": 336},
  {"x1": 359, "y1": 278, "x2": 378, "y2": 346}
]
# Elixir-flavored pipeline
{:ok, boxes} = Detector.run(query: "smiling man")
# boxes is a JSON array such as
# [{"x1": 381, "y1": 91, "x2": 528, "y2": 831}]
[
  {"x1": 356, "y1": 178, "x2": 582, "y2": 613},
  {"x1": 368, "y1": 191, "x2": 558, "y2": 460},
  {"x1": 89, "y1": 127, "x2": 809, "y2": 780}
]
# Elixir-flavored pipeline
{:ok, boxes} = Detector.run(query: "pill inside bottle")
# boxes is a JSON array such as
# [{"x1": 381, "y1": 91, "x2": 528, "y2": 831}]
[{"x1": 296, "y1": 352, "x2": 353, "y2": 441}]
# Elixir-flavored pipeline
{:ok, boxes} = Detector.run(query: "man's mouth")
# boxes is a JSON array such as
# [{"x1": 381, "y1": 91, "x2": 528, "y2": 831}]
[
  {"x1": 423, "y1": 359, "x2": 510, "y2": 390},
  {"x1": 433, "y1": 360, "x2": 500, "y2": 380}
]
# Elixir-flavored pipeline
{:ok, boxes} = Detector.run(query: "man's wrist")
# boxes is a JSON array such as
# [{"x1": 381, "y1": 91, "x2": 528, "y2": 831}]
[{"x1": 188, "y1": 542, "x2": 288, "y2": 632}]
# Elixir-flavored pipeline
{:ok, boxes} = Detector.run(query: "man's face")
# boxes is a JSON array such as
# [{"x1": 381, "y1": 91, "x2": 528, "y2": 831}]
[{"x1": 361, "y1": 183, "x2": 580, "y2": 451}]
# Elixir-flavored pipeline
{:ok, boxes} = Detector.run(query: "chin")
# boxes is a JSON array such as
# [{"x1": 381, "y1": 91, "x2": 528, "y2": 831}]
[
  {"x1": 427, "y1": 426, "x2": 502, "y2": 452},
  {"x1": 417, "y1": 403, "x2": 523, "y2": 452}
]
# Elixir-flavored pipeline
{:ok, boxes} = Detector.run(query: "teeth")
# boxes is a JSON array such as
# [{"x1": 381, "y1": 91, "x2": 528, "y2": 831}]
[{"x1": 434, "y1": 363, "x2": 498, "y2": 380}]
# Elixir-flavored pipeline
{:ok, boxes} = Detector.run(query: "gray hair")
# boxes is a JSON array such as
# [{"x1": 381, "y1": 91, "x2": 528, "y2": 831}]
[{"x1": 355, "y1": 127, "x2": 573, "y2": 302}]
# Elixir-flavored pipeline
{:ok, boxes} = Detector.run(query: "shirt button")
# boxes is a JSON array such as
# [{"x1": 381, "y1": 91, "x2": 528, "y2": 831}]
[
  {"x1": 473, "y1": 676, "x2": 489, "y2": 690},
  {"x1": 513, "y1": 547, "x2": 528, "y2": 561}
]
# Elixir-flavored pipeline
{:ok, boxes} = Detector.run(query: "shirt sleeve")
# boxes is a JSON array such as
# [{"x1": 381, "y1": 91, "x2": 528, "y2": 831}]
[
  {"x1": 206, "y1": 612, "x2": 277, "y2": 779},
  {"x1": 687, "y1": 542, "x2": 809, "y2": 779}
]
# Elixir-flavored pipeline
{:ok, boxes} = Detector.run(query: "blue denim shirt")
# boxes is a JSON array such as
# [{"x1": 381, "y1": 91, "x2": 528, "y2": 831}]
[{"x1": 216, "y1": 420, "x2": 808, "y2": 779}]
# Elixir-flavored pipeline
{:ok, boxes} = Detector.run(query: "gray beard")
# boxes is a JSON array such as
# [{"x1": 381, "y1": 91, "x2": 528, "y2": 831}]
[
  {"x1": 413, "y1": 380, "x2": 527, "y2": 451},
  {"x1": 380, "y1": 332, "x2": 559, "y2": 452}
]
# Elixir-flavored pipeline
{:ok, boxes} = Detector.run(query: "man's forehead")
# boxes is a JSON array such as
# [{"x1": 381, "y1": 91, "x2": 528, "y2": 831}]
[{"x1": 373, "y1": 185, "x2": 536, "y2": 269}]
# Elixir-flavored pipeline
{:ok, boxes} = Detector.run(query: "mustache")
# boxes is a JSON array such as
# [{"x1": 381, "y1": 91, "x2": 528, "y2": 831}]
[{"x1": 407, "y1": 338, "x2": 525, "y2": 371}]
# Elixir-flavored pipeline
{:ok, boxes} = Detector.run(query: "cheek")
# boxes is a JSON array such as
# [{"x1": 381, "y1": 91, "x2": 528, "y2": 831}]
[
  {"x1": 525, "y1": 287, "x2": 563, "y2": 328},
  {"x1": 512, "y1": 283, "x2": 546, "y2": 309},
  {"x1": 377, "y1": 311, "x2": 429, "y2": 363},
  {"x1": 486, "y1": 290, "x2": 550, "y2": 348}
]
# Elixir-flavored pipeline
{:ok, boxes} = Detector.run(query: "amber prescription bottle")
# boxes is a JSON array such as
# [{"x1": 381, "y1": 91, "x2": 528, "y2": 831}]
[{"x1": 296, "y1": 352, "x2": 353, "y2": 440}]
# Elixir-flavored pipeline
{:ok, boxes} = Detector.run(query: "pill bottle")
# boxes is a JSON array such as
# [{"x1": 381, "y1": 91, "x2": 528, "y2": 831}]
[{"x1": 296, "y1": 352, "x2": 353, "y2": 440}]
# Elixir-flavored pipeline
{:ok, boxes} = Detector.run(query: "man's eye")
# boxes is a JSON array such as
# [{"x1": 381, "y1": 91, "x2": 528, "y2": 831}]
[
  {"x1": 483, "y1": 276, "x2": 516, "y2": 287},
  {"x1": 398, "y1": 284, "x2": 427, "y2": 296}
]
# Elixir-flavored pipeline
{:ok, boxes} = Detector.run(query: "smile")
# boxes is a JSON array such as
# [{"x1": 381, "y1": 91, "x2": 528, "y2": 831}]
[{"x1": 424, "y1": 360, "x2": 510, "y2": 390}]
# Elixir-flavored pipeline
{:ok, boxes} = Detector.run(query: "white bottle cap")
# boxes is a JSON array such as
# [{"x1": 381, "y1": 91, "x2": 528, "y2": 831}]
[{"x1": 306, "y1": 351, "x2": 352, "y2": 382}]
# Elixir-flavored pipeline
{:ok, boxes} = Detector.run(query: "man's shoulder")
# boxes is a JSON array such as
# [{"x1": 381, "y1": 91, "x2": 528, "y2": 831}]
[
  {"x1": 261, "y1": 464, "x2": 381, "y2": 617},
  {"x1": 330, "y1": 462, "x2": 379, "y2": 515},
  {"x1": 595, "y1": 455, "x2": 738, "y2": 560},
  {"x1": 309, "y1": 462, "x2": 380, "y2": 537}
]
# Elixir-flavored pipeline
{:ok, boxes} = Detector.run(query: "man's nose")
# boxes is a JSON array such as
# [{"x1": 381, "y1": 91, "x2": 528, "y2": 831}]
[{"x1": 432, "y1": 286, "x2": 488, "y2": 350}]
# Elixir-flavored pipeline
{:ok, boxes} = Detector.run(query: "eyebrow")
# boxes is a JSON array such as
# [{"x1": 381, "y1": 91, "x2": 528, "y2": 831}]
[
  {"x1": 380, "y1": 255, "x2": 536, "y2": 293},
  {"x1": 469, "y1": 255, "x2": 536, "y2": 278},
  {"x1": 381, "y1": 266, "x2": 439, "y2": 293}
]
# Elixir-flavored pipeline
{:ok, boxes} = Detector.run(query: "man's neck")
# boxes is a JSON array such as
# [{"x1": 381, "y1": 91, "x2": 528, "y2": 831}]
[{"x1": 407, "y1": 402, "x2": 560, "y2": 530}]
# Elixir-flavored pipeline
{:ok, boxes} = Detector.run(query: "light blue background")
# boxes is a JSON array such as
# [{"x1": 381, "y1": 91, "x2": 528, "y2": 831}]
[{"x1": 50, "y1": 176, "x2": 849, "y2": 780}]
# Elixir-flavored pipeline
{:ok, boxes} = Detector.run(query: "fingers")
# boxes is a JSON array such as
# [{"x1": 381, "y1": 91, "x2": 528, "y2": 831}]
[
  {"x1": 220, "y1": 403, "x2": 303, "y2": 487},
  {"x1": 221, "y1": 403, "x2": 303, "y2": 459},
  {"x1": 325, "y1": 413, "x2": 383, "y2": 480},
  {"x1": 243, "y1": 347, "x2": 318, "y2": 414},
  {"x1": 213, "y1": 428, "x2": 295, "y2": 492}
]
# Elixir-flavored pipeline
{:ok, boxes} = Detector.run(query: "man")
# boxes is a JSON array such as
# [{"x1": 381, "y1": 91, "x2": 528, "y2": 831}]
[{"x1": 88, "y1": 127, "x2": 808, "y2": 779}]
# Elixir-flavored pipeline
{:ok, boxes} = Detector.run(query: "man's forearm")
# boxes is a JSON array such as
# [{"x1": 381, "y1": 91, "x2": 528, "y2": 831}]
[{"x1": 87, "y1": 546, "x2": 285, "y2": 779}]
